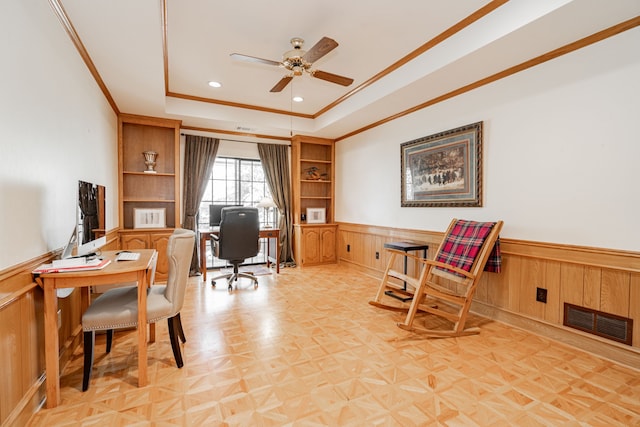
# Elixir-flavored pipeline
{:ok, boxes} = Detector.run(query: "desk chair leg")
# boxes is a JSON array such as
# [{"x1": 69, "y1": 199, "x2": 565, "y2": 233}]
[
  {"x1": 233, "y1": 272, "x2": 258, "y2": 289},
  {"x1": 82, "y1": 331, "x2": 95, "y2": 392},
  {"x1": 106, "y1": 329, "x2": 114, "y2": 353},
  {"x1": 211, "y1": 265, "x2": 258, "y2": 291},
  {"x1": 167, "y1": 315, "x2": 184, "y2": 368},
  {"x1": 176, "y1": 312, "x2": 186, "y2": 343},
  {"x1": 83, "y1": 329, "x2": 115, "y2": 391},
  {"x1": 225, "y1": 271, "x2": 258, "y2": 291},
  {"x1": 210, "y1": 264, "x2": 232, "y2": 287}
]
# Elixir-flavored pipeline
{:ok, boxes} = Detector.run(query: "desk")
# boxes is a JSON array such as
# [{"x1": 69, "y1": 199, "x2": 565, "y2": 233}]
[
  {"x1": 37, "y1": 249, "x2": 157, "y2": 408},
  {"x1": 383, "y1": 241, "x2": 429, "y2": 302},
  {"x1": 199, "y1": 228, "x2": 280, "y2": 281}
]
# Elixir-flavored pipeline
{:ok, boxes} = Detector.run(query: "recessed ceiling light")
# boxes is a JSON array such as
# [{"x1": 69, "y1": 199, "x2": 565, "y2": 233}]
[
  {"x1": 293, "y1": 96, "x2": 304, "y2": 103},
  {"x1": 208, "y1": 81, "x2": 222, "y2": 88}
]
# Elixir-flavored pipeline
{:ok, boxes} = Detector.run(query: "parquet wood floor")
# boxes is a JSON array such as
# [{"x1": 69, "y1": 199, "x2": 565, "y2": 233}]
[{"x1": 28, "y1": 264, "x2": 640, "y2": 426}]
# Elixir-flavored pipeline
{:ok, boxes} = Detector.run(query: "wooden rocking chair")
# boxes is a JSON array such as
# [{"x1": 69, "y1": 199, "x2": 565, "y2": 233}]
[{"x1": 370, "y1": 219, "x2": 503, "y2": 337}]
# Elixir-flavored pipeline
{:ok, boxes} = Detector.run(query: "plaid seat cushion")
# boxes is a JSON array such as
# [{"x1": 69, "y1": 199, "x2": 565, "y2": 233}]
[{"x1": 436, "y1": 219, "x2": 501, "y2": 275}]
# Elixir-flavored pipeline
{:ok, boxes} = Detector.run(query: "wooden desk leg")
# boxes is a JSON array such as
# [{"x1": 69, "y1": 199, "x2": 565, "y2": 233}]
[
  {"x1": 137, "y1": 270, "x2": 148, "y2": 387},
  {"x1": 265, "y1": 236, "x2": 280, "y2": 273},
  {"x1": 200, "y1": 233, "x2": 207, "y2": 282},
  {"x1": 146, "y1": 266, "x2": 156, "y2": 343},
  {"x1": 276, "y1": 237, "x2": 280, "y2": 273},
  {"x1": 266, "y1": 237, "x2": 271, "y2": 269},
  {"x1": 43, "y1": 279, "x2": 60, "y2": 408},
  {"x1": 149, "y1": 323, "x2": 156, "y2": 343},
  {"x1": 80, "y1": 287, "x2": 90, "y2": 313}
]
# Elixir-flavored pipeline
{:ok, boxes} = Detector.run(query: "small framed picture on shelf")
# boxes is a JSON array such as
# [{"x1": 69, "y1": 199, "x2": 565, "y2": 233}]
[
  {"x1": 306, "y1": 208, "x2": 326, "y2": 224},
  {"x1": 133, "y1": 208, "x2": 166, "y2": 229}
]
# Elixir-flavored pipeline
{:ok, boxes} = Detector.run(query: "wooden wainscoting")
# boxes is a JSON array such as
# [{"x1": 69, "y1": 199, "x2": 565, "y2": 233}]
[
  {"x1": 0, "y1": 260, "x2": 44, "y2": 427},
  {"x1": 0, "y1": 229, "x2": 119, "y2": 427},
  {"x1": 337, "y1": 222, "x2": 640, "y2": 368}
]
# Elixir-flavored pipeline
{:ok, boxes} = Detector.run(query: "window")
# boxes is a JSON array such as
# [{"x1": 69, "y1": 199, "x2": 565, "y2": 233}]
[{"x1": 199, "y1": 157, "x2": 272, "y2": 268}]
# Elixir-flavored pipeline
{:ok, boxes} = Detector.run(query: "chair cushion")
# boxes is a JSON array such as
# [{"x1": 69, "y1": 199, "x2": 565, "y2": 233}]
[
  {"x1": 82, "y1": 228, "x2": 194, "y2": 332},
  {"x1": 436, "y1": 220, "x2": 501, "y2": 275},
  {"x1": 82, "y1": 285, "x2": 174, "y2": 331}
]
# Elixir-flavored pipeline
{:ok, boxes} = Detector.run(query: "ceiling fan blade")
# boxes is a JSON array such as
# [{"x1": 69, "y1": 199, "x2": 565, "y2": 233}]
[
  {"x1": 302, "y1": 37, "x2": 338, "y2": 64},
  {"x1": 312, "y1": 70, "x2": 354, "y2": 87},
  {"x1": 270, "y1": 76, "x2": 293, "y2": 92},
  {"x1": 230, "y1": 53, "x2": 281, "y2": 67}
]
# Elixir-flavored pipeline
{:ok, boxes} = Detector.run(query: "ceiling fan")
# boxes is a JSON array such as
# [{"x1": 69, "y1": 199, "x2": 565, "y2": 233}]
[{"x1": 230, "y1": 37, "x2": 354, "y2": 93}]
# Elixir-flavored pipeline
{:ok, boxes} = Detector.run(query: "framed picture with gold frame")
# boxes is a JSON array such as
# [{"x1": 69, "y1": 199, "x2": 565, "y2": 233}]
[{"x1": 401, "y1": 122, "x2": 483, "y2": 207}]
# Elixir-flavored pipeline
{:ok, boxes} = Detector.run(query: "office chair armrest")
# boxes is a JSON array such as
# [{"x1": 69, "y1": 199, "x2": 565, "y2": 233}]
[{"x1": 209, "y1": 234, "x2": 220, "y2": 257}]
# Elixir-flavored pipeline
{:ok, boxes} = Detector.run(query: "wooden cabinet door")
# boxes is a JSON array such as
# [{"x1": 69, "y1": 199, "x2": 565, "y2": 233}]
[
  {"x1": 150, "y1": 233, "x2": 171, "y2": 282},
  {"x1": 302, "y1": 228, "x2": 321, "y2": 265},
  {"x1": 120, "y1": 231, "x2": 172, "y2": 282},
  {"x1": 299, "y1": 225, "x2": 336, "y2": 266},
  {"x1": 121, "y1": 233, "x2": 149, "y2": 250},
  {"x1": 320, "y1": 227, "x2": 336, "y2": 263}
]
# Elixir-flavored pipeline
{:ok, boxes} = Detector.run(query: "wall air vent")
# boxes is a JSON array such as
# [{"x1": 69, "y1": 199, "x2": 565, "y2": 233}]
[{"x1": 564, "y1": 303, "x2": 633, "y2": 346}]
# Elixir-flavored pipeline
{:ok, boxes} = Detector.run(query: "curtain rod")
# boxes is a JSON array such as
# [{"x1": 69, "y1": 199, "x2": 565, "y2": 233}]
[{"x1": 180, "y1": 133, "x2": 291, "y2": 146}]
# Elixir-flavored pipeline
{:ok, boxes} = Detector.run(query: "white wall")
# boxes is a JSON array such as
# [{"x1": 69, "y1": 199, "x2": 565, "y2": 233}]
[
  {"x1": 217, "y1": 139, "x2": 260, "y2": 159},
  {"x1": 336, "y1": 28, "x2": 640, "y2": 252},
  {"x1": 0, "y1": 1, "x2": 118, "y2": 270}
]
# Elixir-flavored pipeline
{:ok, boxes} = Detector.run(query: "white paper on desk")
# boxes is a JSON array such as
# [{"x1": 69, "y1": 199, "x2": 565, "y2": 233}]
[{"x1": 32, "y1": 258, "x2": 111, "y2": 274}]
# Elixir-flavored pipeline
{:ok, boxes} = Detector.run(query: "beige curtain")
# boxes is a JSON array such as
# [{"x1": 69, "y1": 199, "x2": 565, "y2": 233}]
[
  {"x1": 257, "y1": 143, "x2": 295, "y2": 265},
  {"x1": 182, "y1": 135, "x2": 219, "y2": 274}
]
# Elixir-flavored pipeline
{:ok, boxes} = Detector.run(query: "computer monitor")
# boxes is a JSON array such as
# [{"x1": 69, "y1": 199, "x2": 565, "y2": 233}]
[
  {"x1": 76, "y1": 180, "x2": 106, "y2": 257},
  {"x1": 209, "y1": 204, "x2": 241, "y2": 227}
]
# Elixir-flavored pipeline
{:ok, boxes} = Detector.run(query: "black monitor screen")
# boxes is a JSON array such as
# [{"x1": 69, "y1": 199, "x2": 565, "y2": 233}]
[{"x1": 209, "y1": 204, "x2": 240, "y2": 226}]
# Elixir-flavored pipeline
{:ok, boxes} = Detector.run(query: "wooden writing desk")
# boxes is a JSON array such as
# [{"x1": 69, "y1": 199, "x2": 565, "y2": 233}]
[
  {"x1": 199, "y1": 228, "x2": 280, "y2": 281},
  {"x1": 37, "y1": 249, "x2": 157, "y2": 408}
]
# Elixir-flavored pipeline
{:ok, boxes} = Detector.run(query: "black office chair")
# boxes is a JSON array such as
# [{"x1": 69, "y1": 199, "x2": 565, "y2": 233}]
[
  {"x1": 210, "y1": 206, "x2": 260, "y2": 290},
  {"x1": 209, "y1": 204, "x2": 240, "y2": 227}
]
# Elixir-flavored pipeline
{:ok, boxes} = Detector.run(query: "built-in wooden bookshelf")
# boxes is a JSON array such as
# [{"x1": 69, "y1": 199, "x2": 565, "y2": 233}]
[
  {"x1": 291, "y1": 135, "x2": 337, "y2": 265},
  {"x1": 118, "y1": 114, "x2": 181, "y2": 281}
]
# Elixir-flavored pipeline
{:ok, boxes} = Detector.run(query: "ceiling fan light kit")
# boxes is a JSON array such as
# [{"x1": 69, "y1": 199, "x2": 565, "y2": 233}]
[{"x1": 231, "y1": 36, "x2": 354, "y2": 93}]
